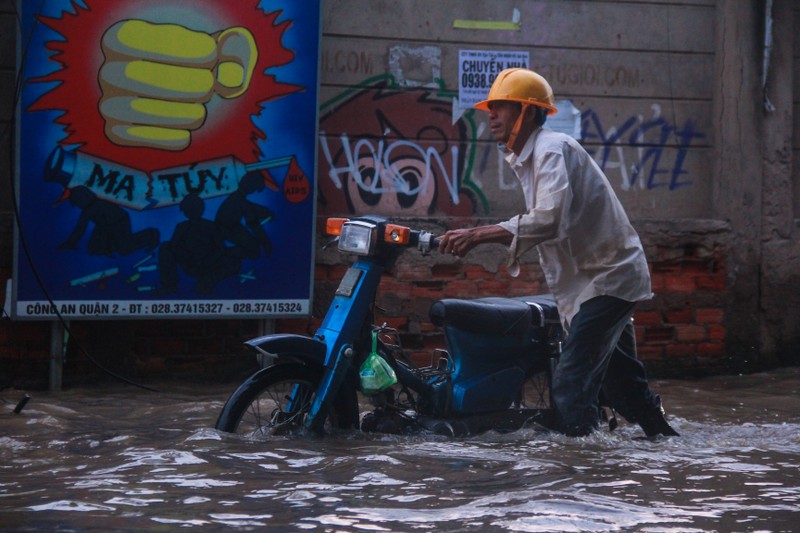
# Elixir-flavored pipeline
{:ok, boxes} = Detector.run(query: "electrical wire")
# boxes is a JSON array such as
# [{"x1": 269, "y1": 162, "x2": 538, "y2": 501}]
[{"x1": 4, "y1": 1, "x2": 158, "y2": 392}]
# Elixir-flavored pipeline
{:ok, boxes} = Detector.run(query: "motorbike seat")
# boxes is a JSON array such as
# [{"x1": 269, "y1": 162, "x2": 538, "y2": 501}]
[{"x1": 429, "y1": 294, "x2": 559, "y2": 336}]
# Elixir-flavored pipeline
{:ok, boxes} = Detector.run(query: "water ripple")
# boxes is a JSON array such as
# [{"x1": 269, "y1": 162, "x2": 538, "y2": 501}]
[{"x1": 4, "y1": 368, "x2": 800, "y2": 531}]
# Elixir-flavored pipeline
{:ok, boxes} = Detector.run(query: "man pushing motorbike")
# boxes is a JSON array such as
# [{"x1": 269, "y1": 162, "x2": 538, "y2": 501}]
[{"x1": 438, "y1": 68, "x2": 679, "y2": 438}]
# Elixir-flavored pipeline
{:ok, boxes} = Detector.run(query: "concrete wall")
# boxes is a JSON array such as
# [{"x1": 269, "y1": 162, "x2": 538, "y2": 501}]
[
  {"x1": 318, "y1": 0, "x2": 715, "y2": 222},
  {"x1": 1, "y1": 0, "x2": 798, "y2": 388}
]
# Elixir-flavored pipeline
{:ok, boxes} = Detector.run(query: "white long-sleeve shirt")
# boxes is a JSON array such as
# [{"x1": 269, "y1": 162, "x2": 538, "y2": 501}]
[{"x1": 497, "y1": 127, "x2": 652, "y2": 328}]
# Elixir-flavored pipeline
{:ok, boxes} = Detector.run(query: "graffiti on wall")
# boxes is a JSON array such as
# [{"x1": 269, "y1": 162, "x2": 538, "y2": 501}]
[
  {"x1": 318, "y1": 76, "x2": 485, "y2": 217},
  {"x1": 317, "y1": 77, "x2": 707, "y2": 219},
  {"x1": 581, "y1": 104, "x2": 706, "y2": 191},
  {"x1": 15, "y1": 0, "x2": 321, "y2": 319}
]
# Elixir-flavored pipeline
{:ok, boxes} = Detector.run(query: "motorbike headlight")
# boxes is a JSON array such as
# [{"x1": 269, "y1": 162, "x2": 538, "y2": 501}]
[{"x1": 338, "y1": 220, "x2": 378, "y2": 255}]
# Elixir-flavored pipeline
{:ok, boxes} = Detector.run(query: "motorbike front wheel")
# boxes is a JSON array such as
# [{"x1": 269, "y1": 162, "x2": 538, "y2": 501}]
[{"x1": 215, "y1": 363, "x2": 357, "y2": 437}]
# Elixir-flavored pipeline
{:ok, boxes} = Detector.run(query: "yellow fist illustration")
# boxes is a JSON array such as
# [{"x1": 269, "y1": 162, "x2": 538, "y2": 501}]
[{"x1": 99, "y1": 20, "x2": 258, "y2": 151}]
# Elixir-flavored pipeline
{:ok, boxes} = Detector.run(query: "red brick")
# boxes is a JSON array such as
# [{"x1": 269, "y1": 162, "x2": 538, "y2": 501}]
[
  {"x1": 644, "y1": 326, "x2": 675, "y2": 343},
  {"x1": 326, "y1": 264, "x2": 349, "y2": 280},
  {"x1": 443, "y1": 280, "x2": 478, "y2": 297},
  {"x1": 133, "y1": 357, "x2": 169, "y2": 375},
  {"x1": 708, "y1": 324, "x2": 726, "y2": 341},
  {"x1": 379, "y1": 279, "x2": 412, "y2": 298},
  {"x1": 411, "y1": 285, "x2": 446, "y2": 299},
  {"x1": 25, "y1": 348, "x2": 51, "y2": 361},
  {"x1": 396, "y1": 265, "x2": 433, "y2": 281},
  {"x1": 680, "y1": 261, "x2": 712, "y2": 275},
  {"x1": 418, "y1": 321, "x2": 439, "y2": 333},
  {"x1": 151, "y1": 339, "x2": 187, "y2": 355},
  {"x1": 186, "y1": 338, "x2": 225, "y2": 356},
  {"x1": 695, "y1": 273, "x2": 726, "y2": 291},
  {"x1": 664, "y1": 274, "x2": 697, "y2": 293},
  {"x1": 508, "y1": 280, "x2": 542, "y2": 296},
  {"x1": 409, "y1": 351, "x2": 433, "y2": 367},
  {"x1": 0, "y1": 346, "x2": 23, "y2": 358},
  {"x1": 431, "y1": 263, "x2": 463, "y2": 279},
  {"x1": 463, "y1": 265, "x2": 490, "y2": 280},
  {"x1": 314, "y1": 264, "x2": 329, "y2": 279},
  {"x1": 634, "y1": 325, "x2": 646, "y2": 344},
  {"x1": 651, "y1": 262, "x2": 680, "y2": 273},
  {"x1": 376, "y1": 316, "x2": 408, "y2": 330},
  {"x1": 276, "y1": 319, "x2": 316, "y2": 336},
  {"x1": 422, "y1": 334, "x2": 447, "y2": 349},
  {"x1": 697, "y1": 342, "x2": 726, "y2": 356},
  {"x1": 633, "y1": 310, "x2": 662, "y2": 326},
  {"x1": 637, "y1": 345, "x2": 665, "y2": 361},
  {"x1": 665, "y1": 343, "x2": 696, "y2": 358},
  {"x1": 474, "y1": 280, "x2": 510, "y2": 295},
  {"x1": 675, "y1": 325, "x2": 707, "y2": 342},
  {"x1": 696, "y1": 308, "x2": 724, "y2": 324},
  {"x1": 649, "y1": 272, "x2": 667, "y2": 292},
  {"x1": 664, "y1": 308, "x2": 693, "y2": 324},
  {"x1": 9, "y1": 323, "x2": 50, "y2": 346}
]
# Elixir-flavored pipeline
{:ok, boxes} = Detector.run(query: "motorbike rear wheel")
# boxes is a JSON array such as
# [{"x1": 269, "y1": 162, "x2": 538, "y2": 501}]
[
  {"x1": 518, "y1": 367, "x2": 553, "y2": 410},
  {"x1": 215, "y1": 363, "x2": 357, "y2": 437}
]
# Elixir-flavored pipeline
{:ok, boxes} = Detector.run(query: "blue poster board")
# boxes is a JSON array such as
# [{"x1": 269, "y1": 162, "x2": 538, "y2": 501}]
[{"x1": 13, "y1": 0, "x2": 320, "y2": 319}]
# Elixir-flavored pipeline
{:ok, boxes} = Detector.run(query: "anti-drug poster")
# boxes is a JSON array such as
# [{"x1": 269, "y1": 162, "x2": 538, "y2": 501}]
[{"x1": 14, "y1": 0, "x2": 321, "y2": 319}]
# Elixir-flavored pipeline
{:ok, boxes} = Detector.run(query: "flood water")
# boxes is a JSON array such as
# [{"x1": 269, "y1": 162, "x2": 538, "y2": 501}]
[{"x1": 2, "y1": 367, "x2": 799, "y2": 532}]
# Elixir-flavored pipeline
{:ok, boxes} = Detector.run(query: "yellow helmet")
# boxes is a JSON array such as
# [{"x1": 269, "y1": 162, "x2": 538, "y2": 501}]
[{"x1": 475, "y1": 68, "x2": 557, "y2": 115}]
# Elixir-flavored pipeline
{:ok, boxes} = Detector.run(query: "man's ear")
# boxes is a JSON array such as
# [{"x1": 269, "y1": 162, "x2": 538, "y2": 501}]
[{"x1": 533, "y1": 106, "x2": 548, "y2": 127}]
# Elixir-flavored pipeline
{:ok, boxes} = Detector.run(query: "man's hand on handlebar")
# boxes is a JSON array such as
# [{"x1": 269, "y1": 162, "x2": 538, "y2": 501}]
[{"x1": 437, "y1": 225, "x2": 514, "y2": 258}]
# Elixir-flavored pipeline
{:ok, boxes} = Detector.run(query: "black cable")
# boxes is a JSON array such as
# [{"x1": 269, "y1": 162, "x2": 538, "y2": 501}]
[{"x1": 4, "y1": 1, "x2": 158, "y2": 392}]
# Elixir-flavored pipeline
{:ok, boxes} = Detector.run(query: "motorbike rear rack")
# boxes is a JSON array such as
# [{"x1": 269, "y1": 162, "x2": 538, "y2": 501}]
[
  {"x1": 375, "y1": 324, "x2": 452, "y2": 383},
  {"x1": 410, "y1": 348, "x2": 452, "y2": 382}
]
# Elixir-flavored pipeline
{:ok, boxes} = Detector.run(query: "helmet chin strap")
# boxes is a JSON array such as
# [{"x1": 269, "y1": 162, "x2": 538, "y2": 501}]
[{"x1": 505, "y1": 104, "x2": 531, "y2": 154}]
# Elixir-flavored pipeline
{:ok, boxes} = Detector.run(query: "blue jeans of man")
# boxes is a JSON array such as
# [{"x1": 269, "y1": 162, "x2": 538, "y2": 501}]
[{"x1": 552, "y1": 295, "x2": 660, "y2": 436}]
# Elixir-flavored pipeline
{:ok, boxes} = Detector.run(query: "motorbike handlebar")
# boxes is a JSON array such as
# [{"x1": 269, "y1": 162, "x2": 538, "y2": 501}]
[
  {"x1": 416, "y1": 231, "x2": 441, "y2": 255},
  {"x1": 325, "y1": 217, "x2": 443, "y2": 256}
]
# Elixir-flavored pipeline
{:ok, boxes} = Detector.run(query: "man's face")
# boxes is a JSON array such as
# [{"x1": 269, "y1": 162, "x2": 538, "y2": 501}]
[{"x1": 487, "y1": 101, "x2": 522, "y2": 144}]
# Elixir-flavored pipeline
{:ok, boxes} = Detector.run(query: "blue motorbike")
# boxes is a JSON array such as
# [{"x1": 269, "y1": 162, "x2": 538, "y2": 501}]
[{"x1": 215, "y1": 215, "x2": 565, "y2": 437}]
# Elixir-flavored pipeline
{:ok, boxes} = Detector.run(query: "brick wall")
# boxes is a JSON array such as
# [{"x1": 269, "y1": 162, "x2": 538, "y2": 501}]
[
  {"x1": 636, "y1": 244, "x2": 728, "y2": 375},
  {"x1": 275, "y1": 234, "x2": 729, "y2": 379}
]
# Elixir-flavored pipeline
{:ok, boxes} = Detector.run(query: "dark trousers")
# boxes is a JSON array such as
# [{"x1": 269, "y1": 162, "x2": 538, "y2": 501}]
[{"x1": 552, "y1": 295, "x2": 659, "y2": 436}]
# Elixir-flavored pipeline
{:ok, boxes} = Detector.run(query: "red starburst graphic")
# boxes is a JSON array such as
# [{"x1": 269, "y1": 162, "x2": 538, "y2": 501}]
[{"x1": 28, "y1": 0, "x2": 300, "y2": 173}]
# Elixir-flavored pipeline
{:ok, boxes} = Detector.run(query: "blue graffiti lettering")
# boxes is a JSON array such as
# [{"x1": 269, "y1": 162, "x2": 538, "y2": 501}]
[{"x1": 581, "y1": 105, "x2": 705, "y2": 191}]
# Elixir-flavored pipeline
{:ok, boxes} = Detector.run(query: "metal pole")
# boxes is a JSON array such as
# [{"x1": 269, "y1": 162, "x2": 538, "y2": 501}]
[{"x1": 259, "y1": 318, "x2": 275, "y2": 337}]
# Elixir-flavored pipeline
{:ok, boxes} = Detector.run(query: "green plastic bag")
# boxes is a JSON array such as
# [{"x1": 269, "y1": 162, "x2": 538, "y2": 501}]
[{"x1": 359, "y1": 331, "x2": 397, "y2": 395}]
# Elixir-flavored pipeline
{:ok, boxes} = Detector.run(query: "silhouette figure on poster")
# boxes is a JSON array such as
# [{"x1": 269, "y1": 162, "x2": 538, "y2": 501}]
[
  {"x1": 159, "y1": 194, "x2": 241, "y2": 295},
  {"x1": 214, "y1": 171, "x2": 273, "y2": 259},
  {"x1": 59, "y1": 186, "x2": 159, "y2": 256}
]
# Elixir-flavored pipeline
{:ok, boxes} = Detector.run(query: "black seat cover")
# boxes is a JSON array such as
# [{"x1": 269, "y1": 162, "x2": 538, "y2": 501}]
[
  {"x1": 430, "y1": 295, "x2": 559, "y2": 336},
  {"x1": 430, "y1": 297, "x2": 530, "y2": 335}
]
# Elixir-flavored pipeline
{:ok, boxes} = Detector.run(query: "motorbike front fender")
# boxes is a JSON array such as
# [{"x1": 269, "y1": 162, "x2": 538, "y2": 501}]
[
  {"x1": 245, "y1": 333, "x2": 327, "y2": 368},
  {"x1": 240, "y1": 336, "x2": 361, "y2": 433}
]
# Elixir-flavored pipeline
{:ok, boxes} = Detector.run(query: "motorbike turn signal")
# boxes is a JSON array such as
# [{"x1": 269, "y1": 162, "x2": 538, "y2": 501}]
[
  {"x1": 384, "y1": 224, "x2": 411, "y2": 244},
  {"x1": 325, "y1": 217, "x2": 349, "y2": 236}
]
